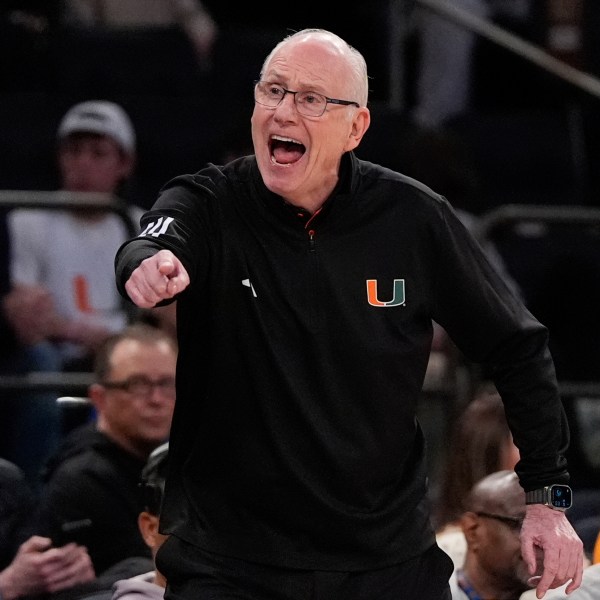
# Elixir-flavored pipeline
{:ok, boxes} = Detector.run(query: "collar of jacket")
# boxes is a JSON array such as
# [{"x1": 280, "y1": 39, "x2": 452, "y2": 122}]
[{"x1": 250, "y1": 152, "x2": 357, "y2": 228}]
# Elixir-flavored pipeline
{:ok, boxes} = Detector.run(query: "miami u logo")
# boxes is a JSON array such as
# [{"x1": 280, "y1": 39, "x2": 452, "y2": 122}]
[{"x1": 366, "y1": 279, "x2": 406, "y2": 307}]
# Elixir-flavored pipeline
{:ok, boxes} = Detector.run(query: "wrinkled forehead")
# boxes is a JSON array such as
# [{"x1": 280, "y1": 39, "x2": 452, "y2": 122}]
[{"x1": 263, "y1": 36, "x2": 353, "y2": 91}]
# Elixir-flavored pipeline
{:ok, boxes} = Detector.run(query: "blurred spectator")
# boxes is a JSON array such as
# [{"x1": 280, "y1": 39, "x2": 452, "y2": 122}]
[
  {"x1": 434, "y1": 384, "x2": 520, "y2": 568},
  {"x1": 55, "y1": 0, "x2": 217, "y2": 97},
  {"x1": 111, "y1": 442, "x2": 170, "y2": 600},
  {"x1": 0, "y1": 458, "x2": 37, "y2": 568},
  {"x1": 53, "y1": 443, "x2": 171, "y2": 600},
  {"x1": 61, "y1": 0, "x2": 217, "y2": 69},
  {"x1": 412, "y1": 0, "x2": 534, "y2": 128},
  {"x1": 449, "y1": 470, "x2": 533, "y2": 599},
  {"x1": 0, "y1": 458, "x2": 95, "y2": 600},
  {"x1": 2, "y1": 207, "x2": 64, "y2": 371},
  {"x1": 0, "y1": 209, "x2": 63, "y2": 493},
  {"x1": 7, "y1": 99, "x2": 143, "y2": 373},
  {"x1": 35, "y1": 324, "x2": 177, "y2": 575}
]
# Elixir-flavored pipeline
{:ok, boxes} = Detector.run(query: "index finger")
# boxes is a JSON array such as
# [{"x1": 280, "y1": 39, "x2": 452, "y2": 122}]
[
  {"x1": 533, "y1": 542, "x2": 584, "y2": 599},
  {"x1": 156, "y1": 255, "x2": 176, "y2": 276},
  {"x1": 533, "y1": 545, "x2": 561, "y2": 598},
  {"x1": 520, "y1": 536, "x2": 539, "y2": 577},
  {"x1": 563, "y1": 549, "x2": 584, "y2": 595}
]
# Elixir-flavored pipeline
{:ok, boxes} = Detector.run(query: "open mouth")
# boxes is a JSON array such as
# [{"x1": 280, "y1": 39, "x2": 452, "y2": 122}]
[{"x1": 269, "y1": 135, "x2": 306, "y2": 165}]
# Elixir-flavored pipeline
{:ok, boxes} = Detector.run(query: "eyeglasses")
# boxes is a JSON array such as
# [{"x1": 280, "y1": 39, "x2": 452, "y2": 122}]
[
  {"x1": 254, "y1": 80, "x2": 360, "y2": 117},
  {"x1": 475, "y1": 511, "x2": 524, "y2": 531},
  {"x1": 101, "y1": 376, "x2": 176, "y2": 398}
]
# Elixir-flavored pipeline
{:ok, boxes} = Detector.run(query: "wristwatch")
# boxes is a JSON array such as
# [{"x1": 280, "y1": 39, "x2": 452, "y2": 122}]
[{"x1": 525, "y1": 484, "x2": 573, "y2": 511}]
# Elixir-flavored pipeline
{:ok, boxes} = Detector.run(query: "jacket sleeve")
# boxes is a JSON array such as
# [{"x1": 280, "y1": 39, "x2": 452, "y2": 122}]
[
  {"x1": 114, "y1": 173, "x2": 213, "y2": 302},
  {"x1": 431, "y1": 199, "x2": 569, "y2": 491}
]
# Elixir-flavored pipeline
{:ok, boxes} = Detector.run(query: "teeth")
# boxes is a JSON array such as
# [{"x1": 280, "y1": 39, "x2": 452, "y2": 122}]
[
  {"x1": 270, "y1": 156, "x2": 292, "y2": 166},
  {"x1": 271, "y1": 134, "x2": 301, "y2": 144}
]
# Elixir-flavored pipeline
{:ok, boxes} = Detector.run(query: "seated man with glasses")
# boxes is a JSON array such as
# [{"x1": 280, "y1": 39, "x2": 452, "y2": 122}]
[
  {"x1": 34, "y1": 323, "x2": 177, "y2": 577},
  {"x1": 450, "y1": 470, "x2": 539, "y2": 600}
]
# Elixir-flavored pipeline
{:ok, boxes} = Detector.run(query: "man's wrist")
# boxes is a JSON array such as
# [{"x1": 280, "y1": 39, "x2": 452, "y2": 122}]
[
  {"x1": 525, "y1": 485, "x2": 572, "y2": 511},
  {"x1": 0, "y1": 567, "x2": 15, "y2": 600}
]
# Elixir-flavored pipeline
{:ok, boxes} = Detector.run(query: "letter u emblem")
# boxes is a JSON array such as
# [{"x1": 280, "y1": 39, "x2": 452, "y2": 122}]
[{"x1": 366, "y1": 279, "x2": 406, "y2": 307}]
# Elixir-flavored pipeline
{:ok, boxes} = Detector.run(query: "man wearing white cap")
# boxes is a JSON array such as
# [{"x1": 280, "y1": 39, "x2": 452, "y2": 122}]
[
  {"x1": 57, "y1": 100, "x2": 137, "y2": 158},
  {"x1": 5, "y1": 100, "x2": 143, "y2": 374}
]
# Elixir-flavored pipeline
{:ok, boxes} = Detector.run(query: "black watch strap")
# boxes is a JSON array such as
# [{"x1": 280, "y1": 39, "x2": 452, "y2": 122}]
[
  {"x1": 525, "y1": 485, "x2": 572, "y2": 511},
  {"x1": 525, "y1": 488, "x2": 546, "y2": 504}
]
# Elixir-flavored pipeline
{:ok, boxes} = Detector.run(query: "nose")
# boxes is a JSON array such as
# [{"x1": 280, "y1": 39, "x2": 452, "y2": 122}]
[
  {"x1": 274, "y1": 91, "x2": 298, "y2": 121},
  {"x1": 147, "y1": 384, "x2": 174, "y2": 404},
  {"x1": 70, "y1": 149, "x2": 96, "y2": 169}
]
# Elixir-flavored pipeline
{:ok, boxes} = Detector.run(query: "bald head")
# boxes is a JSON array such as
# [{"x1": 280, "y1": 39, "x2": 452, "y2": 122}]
[
  {"x1": 260, "y1": 28, "x2": 369, "y2": 107},
  {"x1": 460, "y1": 471, "x2": 532, "y2": 597},
  {"x1": 466, "y1": 470, "x2": 525, "y2": 516}
]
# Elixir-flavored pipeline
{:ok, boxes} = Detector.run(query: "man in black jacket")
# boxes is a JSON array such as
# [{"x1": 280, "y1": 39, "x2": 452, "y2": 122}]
[
  {"x1": 35, "y1": 323, "x2": 177, "y2": 575},
  {"x1": 114, "y1": 28, "x2": 583, "y2": 600}
]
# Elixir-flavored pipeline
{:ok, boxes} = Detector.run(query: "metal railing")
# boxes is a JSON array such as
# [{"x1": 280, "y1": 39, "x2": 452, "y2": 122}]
[
  {"x1": 0, "y1": 373, "x2": 93, "y2": 395},
  {"x1": 475, "y1": 202, "x2": 600, "y2": 398},
  {"x1": 476, "y1": 203, "x2": 600, "y2": 242},
  {"x1": 388, "y1": 0, "x2": 600, "y2": 109},
  {"x1": 0, "y1": 190, "x2": 138, "y2": 238}
]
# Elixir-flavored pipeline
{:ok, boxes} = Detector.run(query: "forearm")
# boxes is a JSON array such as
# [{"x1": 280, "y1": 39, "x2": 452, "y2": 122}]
[{"x1": 487, "y1": 327, "x2": 569, "y2": 489}]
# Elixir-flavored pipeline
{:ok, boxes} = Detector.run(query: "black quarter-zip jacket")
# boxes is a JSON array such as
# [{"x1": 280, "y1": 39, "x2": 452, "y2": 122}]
[{"x1": 115, "y1": 152, "x2": 569, "y2": 570}]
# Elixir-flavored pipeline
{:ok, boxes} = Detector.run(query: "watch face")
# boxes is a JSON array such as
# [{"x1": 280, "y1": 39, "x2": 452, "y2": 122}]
[{"x1": 550, "y1": 485, "x2": 572, "y2": 509}]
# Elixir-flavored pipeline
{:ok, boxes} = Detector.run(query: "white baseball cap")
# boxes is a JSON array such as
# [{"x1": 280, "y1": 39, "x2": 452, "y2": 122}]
[{"x1": 57, "y1": 100, "x2": 136, "y2": 155}]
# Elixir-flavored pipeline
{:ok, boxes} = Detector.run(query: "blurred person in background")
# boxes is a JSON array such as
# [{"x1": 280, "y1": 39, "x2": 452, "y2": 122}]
[
  {"x1": 6, "y1": 99, "x2": 143, "y2": 374},
  {"x1": 35, "y1": 324, "x2": 176, "y2": 576},
  {"x1": 0, "y1": 457, "x2": 95, "y2": 600},
  {"x1": 61, "y1": 0, "x2": 217, "y2": 68},
  {"x1": 434, "y1": 385, "x2": 521, "y2": 568},
  {"x1": 58, "y1": 0, "x2": 218, "y2": 97},
  {"x1": 449, "y1": 470, "x2": 534, "y2": 600},
  {"x1": 412, "y1": 0, "x2": 533, "y2": 129},
  {"x1": 111, "y1": 442, "x2": 170, "y2": 600},
  {"x1": 0, "y1": 208, "x2": 63, "y2": 492},
  {"x1": 2, "y1": 100, "x2": 142, "y2": 491}
]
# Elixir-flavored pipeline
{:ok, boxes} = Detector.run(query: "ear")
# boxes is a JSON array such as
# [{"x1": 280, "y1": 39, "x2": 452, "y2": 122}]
[
  {"x1": 87, "y1": 382, "x2": 107, "y2": 413},
  {"x1": 460, "y1": 511, "x2": 481, "y2": 547},
  {"x1": 138, "y1": 512, "x2": 161, "y2": 549},
  {"x1": 344, "y1": 107, "x2": 371, "y2": 152}
]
